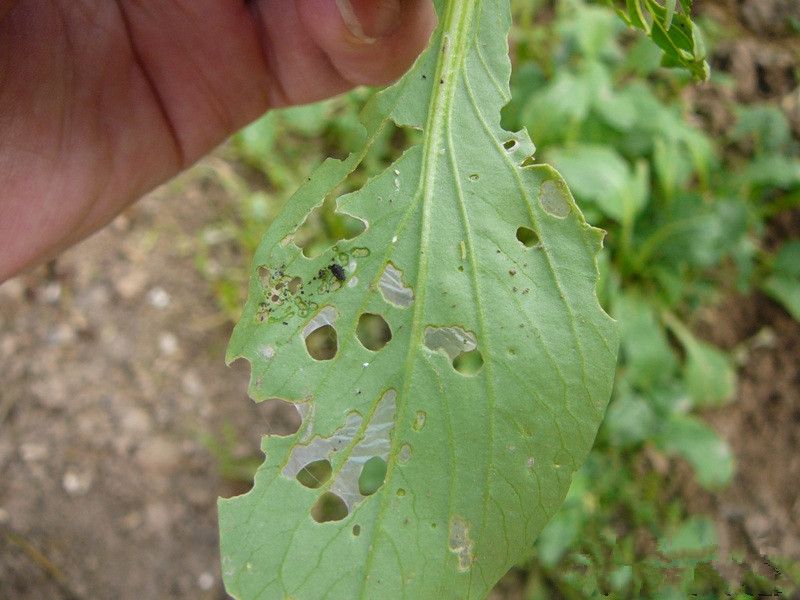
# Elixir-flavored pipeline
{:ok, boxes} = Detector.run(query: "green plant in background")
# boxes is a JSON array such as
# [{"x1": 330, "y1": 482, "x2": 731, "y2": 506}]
[
  {"x1": 602, "y1": 0, "x2": 709, "y2": 80},
  {"x1": 196, "y1": 0, "x2": 800, "y2": 597},
  {"x1": 497, "y1": 0, "x2": 800, "y2": 596}
]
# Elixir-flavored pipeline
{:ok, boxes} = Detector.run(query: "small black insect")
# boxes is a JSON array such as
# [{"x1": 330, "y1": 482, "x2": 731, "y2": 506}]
[{"x1": 329, "y1": 263, "x2": 346, "y2": 281}]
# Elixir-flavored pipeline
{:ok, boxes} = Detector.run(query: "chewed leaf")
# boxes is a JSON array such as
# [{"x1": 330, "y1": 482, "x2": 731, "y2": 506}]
[{"x1": 218, "y1": 1, "x2": 619, "y2": 599}]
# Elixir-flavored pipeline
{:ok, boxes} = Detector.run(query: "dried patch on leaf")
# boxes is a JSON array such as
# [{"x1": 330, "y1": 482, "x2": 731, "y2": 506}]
[
  {"x1": 424, "y1": 326, "x2": 478, "y2": 361},
  {"x1": 539, "y1": 179, "x2": 571, "y2": 219},
  {"x1": 378, "y1": 263, "x2": 414, "y2": 308},
  {"x1": 448, "y1": 516, "x2": 475, "y2": 572},
  {"x1": 283, "y1": 390, "x2": 397, "y2": 511}
]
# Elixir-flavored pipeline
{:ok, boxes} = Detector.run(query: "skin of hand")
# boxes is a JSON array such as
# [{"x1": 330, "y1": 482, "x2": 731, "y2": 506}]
[{"x1": 0, "y1": 0, "x2": 435, "y2": 282}]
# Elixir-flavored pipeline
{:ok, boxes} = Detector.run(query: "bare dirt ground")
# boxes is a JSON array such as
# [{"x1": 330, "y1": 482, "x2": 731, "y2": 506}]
[
  {"x1": 1, "y1": 1, "x2": 799, "y2": 599},
  {"x1": 0, "y1": 166, "x2": 289, "y2": 599},
  {"x1": 688, "y1": 0, "x2": 800, "y2": 572}
]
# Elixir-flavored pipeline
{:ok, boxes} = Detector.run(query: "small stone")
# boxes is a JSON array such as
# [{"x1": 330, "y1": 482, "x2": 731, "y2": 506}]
[
  {"x1": 40, "y1": 282, "x2": 62, "y2": 304},
  {"x1": 147, "y1": 287, "x2": 171, "y2": 309},
  {"x1": 1, "y1": 335, "x2": 18, "y2": 357},
  {"x1": 121, "y1": 407, "x2": 153, "y2": 436},
  {"x1": 197, "y1": 572, "x2": 215, "y2": 591},
  {"x1": 19, "y1": 443, "x2": 48, "y2": 462},
  {"x1": 84, "y1": 285, "x2": 110, "y2": 306},
  {"x1": 0, "y1": 278, "x2": 25, "y2": 300},
  {"x1": 116, "y1": 270, "x2": 148, "y2": 300},
  {"x1": 136, "y1": 436, "x2": 182, "y2": 471},
  {"x1": 0, "y1": 508, "x2": 9, "y2": 524},
  {"x1": 48, "y1": 323, "x2": 75, "y2": 345},
  {"x1": 112, "y1": 214, "x2": 130, "y2": 231},
  {"x1": 185, "y1": 486, "x2": 212, "y2": 508},
  {"x1": 121, "y1": 511, "x2": 144, "y2": 530},
  {"x1": 158, "y1": 332, "x2": 179, "y2": 356},
  {"x1": 181, "y1": 371, "x2": 204, "y2": 397},
  {"x1": 144, "y1": 502, "x2": 171, "y2": 531},
  {"x1": 63, "y1": 468, "x2": 93, "y2": 496}
]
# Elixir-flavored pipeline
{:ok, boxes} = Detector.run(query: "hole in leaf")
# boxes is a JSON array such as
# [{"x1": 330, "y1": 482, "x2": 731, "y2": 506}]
[
  {"x1": 396, "y1": 488, "x2": 406, "y2": 497},
  {"x1": 520, "y1": 155, "x2": 536, "y2": 167},
  {"x1": 358, "y1": 456, "x2": 387, "y2": 496},
  {"x1": 305, "y1": 325, "x2": 338, "y2": 360},
  {"x1": 516, "y1": 226, "x2": 539, "y2": 248},
  {"x1": 283, "y1": 390, "x2": 396, "y2": 513},
  {"x1": 356, "y1": 313, "x2": 392, "y2": 351},
  {"x1": 257, "y1": 398, "x2": 303, "y2": 436},
  {"x1": 453, "y1": 349, "x2": 484, "y2": 375},
  {"x1": 294, "y1": 195, "x2": 366, "y2": 258},
  {"x1": 503, "y1": 139, "x2": 518, "y2": 151},
  {"x1": 352, "y1": 524, "x2": 361, "y2": 536},
  {"x1": 296, "y1": 459, "x2": 332, "y2": 489},
  {"x1": 311, "y1": 492, "x2": 349, "y2": 523},
  {"x1": 468, "y1": 173, "x2": 479, "y2": 181}
]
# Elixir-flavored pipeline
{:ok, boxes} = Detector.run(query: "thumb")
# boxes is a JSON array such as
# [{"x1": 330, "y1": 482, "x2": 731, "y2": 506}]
[{"x1": 296, "y1": 0, "x2": 436, "y2": 88}]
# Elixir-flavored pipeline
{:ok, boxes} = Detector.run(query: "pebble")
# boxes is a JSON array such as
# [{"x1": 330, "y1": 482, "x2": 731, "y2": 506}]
[
  {"x1": 121, "y1": 511, "x2": 144, "y2": 531},
  {"x1": 116, "y1": 270, "x2": 148, "y2": 300},
  {"x1": 144, "y1": 502, "x2": 171, "y2": 531},
  {"x1": 83, "y1": 284, "x2": 110, "y2": 307},
  {"x1": 0, "y1": 508, "x2": 8, "y2": 524},
  {"x1": 47, "y1": 323, "x2": 76, "y2": 345},
  {"x1": 63, "y1": 468, "x2": 93, "y2": 496},
  {"x1": 136, "y1": 436, "x2": 182, "y2": 471},
  {"x1": 159, "y1": 332, "x2": 179, "y2": 356},
  {"x1": 0, "y1": 278, "x2": 24, "y2": 300},
  {"x1": 1, "y1": 335, "x2": 17, "y2": 356},
  {"x1": 40, "y1": 282, "x2": 62, "y2": 304},
  {"x1": 121, "y1": 407, "x2": 153, "y2": 436},
  {"x1": 181, "y1": 371, "x2": 204, "y2": 397},
  {"x1": 19, "y1": 442, "x2": 48, "y2": 462},
  {"x1": 147, "y1": 287, "x2": 171, "y2": 309},
  {"x1": 197, "y1": 572, "x2": 215, "y2": 591}
]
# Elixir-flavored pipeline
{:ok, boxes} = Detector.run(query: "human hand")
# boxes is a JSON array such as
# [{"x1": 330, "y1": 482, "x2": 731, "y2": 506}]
[{"x1": 0, "y1": 0, "x2": 435, "y2": 281}]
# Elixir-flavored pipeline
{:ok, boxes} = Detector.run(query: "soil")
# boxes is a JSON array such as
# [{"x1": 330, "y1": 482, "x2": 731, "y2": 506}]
[
  {"x1": 0, "y1": 164, "x2": 293, "y2": 600},
  {"x1": 695, "y1": 285, "x2": 800, "y2": 559},
  {"x1": 1, "y1": 1, "x2": 799, "y2": 599},
  {"x1": 687, "y1": 0, "x2": 800, "y2": 573}
]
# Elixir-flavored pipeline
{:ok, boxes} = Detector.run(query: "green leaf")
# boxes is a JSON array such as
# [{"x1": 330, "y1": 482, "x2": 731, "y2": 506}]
[
  {"x1": 548, "y1": 144, "x2": 649, "y2": 222},
  {"x1": 218, "y1": 1, "x2": 619, "y2": 598},
  {"x1": 521, "y1": 71, "x2": 592, "y2": 146},
  {"x1": 604, "y1": 0, "x2": 710, "y2": 80},
  {"x1": 605, "y1": 392, "x2": 658, "y2": 447},
  {"x1": 657, "y1": 516, "x2": 718, "y2": 560},
  {"x1": 663, "y1": 313, "x2": 736, "y2": 408},
  {"x1": 683, "y1": 340, "x2": 736, "y2": 408},
  {"x1": 614, "y1": 292, "x2": 678, "y2": 391},
  {"x1": 740, "y1": 154, "x2": 800, "y2": 190},
  {"x1": 664, "y1": 0, "x2": 678, "y2": 29},
  {"x1": 236, "y1": 113, "x2": 277, "y2": 168},
  {"x1": 762, "y1": 241, "x2": 800, "y2": 321},
  {"x1": 731, "y1": 105, "x2": 792, "y2": 156},
  {"x1": 656, "y1": 415, "x2": 734, "y2": 489}
]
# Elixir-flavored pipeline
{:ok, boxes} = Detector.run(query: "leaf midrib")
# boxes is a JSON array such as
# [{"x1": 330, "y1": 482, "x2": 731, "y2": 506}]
[{"x1": 357, "y1": 1, "x2": 480, "y2": 597}]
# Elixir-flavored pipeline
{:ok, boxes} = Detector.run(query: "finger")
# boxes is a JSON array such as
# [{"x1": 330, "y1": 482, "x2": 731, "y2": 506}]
[
  {"x1": 254, "y1": 0, "x2": 436, "y2": 106},
  {"x1": 299, "y1": 0, "x2": 436, "y2": 86},
  {"x1": 0, "y1": 1, "x2": 17, "y2": 22}
]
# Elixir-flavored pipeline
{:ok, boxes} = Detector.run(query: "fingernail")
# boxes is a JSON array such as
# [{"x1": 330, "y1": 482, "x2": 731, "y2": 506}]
[{"x1": 335, "y1": 0, "x2": 401, "y2": 44}]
